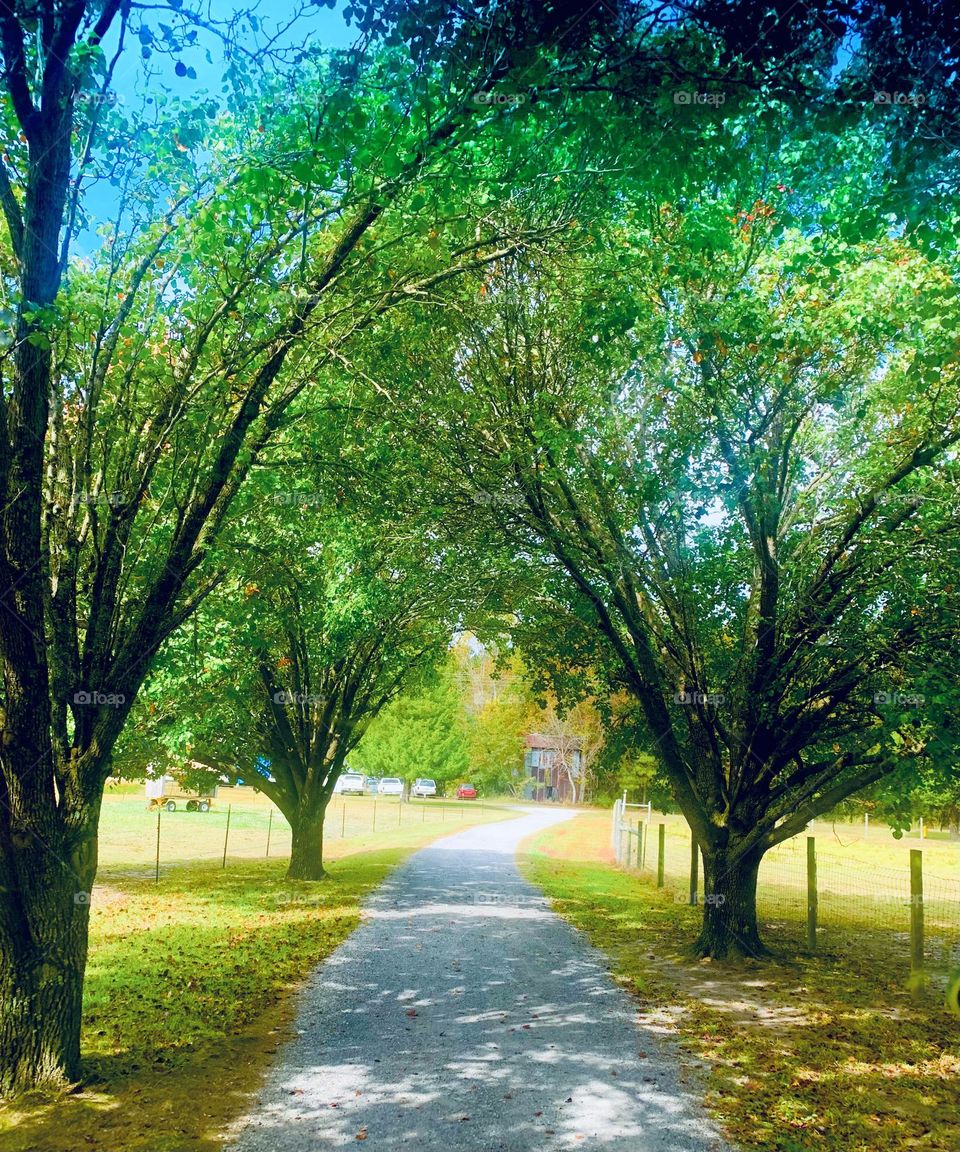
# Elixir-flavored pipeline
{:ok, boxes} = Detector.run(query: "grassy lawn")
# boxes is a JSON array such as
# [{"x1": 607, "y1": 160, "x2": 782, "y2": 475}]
[
  {"x1": 97, "y1": 782, "x2": 505, "y2": 874},
  {"x1": 0, "y1": 802, "x2": 514, "y2": 1152},
  {"x1": 520, "y1": 810, "x2": 960, "y2": 1152},
  {"x1": 617, "y1": 810, "x2": 960, "y2": 975}
]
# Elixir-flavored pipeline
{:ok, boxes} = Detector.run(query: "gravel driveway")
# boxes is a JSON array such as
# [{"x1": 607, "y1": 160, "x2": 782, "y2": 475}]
[{"x1": 228, "y1": 807, "x2": 730, "y2": 1152}]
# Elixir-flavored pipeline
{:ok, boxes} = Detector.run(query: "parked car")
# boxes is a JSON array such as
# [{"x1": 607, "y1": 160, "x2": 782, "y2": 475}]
[
  {"x1": 412, "y1": 778, "x2": 437, "y2": 798},
  {"x1": 378, "y1": 777, "x2": 404, "y2": 796},
  {"x1": 456, "y1": 782, "x2": 478, "y2": 800},
  {"x1": 334, "y1": 771, "x2": 366, "y2": 795},
  {"x1": 363, "y1": 776, "x2": 380, "y2": 795}
]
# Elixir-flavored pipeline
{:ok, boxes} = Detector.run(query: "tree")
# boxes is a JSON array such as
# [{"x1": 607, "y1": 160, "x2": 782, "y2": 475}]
[
  {"x1": 4, "y1": 0, "x2": 957, "y2": 1093},
  {"x1": 537, "y1": 697, "x2": 605, "y2": 804},
  {"x1": 352, "y1": 657, "x2": 469, "y2": 789},
  {"x1": 451, "y1": 641, "x2": 537, "y2": 794},
  {"x1": 355, "y1": 135, "x2": 960, "y2": 958},
  {"x1": 129, "y1": 505, "x2": 468, "y2": 879},
  {"x1": 0, "y1": 0, "x2": 636, "y2": 1092}
]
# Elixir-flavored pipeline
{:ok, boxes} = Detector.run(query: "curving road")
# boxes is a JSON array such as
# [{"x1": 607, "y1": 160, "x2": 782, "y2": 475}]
[{"x1": 228, "y1": 807, "x2": 730, "y2": 1152}]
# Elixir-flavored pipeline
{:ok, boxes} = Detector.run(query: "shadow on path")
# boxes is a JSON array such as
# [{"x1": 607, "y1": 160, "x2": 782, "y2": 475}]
[{"x1": 228, "y1": 809, "x2": 729, "y2": 1152}]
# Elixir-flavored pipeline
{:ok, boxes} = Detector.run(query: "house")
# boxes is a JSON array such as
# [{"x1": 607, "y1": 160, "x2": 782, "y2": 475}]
[{"x1": 523, "y1": 733, "x2": 582, "y2": 803}]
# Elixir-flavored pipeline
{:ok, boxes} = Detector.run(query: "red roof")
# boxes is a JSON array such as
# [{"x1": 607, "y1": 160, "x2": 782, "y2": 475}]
[{"x1": 525, "y1": 732, "x2": 583, "y2": 751}]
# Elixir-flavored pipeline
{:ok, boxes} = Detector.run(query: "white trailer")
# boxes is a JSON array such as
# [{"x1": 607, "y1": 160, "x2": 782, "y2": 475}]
[{"x1": 145, "y1": 774, "x2": 217, "y2": 812}]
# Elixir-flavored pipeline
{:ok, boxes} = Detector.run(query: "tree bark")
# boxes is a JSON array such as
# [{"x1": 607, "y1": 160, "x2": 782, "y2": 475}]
[
  {"x1": 286, "y1": 805, "x2": 328, "y2": 881},
  {"x1": 0, "y1": 808, "x2": 100, "y2": 1093},
  {"x1": 692, "y1": 843, "x2": 768, "y2": 961}
]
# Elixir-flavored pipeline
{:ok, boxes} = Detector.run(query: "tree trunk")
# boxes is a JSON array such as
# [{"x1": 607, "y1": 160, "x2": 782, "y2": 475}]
[
  {"x1": 286, "y1": 806, "x2": 328, "y2": 881},
  {"x1": 692, "y1": 843, "x2": 768, "y2": 960},
  {"x1": 0, "y1": 814, "x2": 99, "y2": 1094}
]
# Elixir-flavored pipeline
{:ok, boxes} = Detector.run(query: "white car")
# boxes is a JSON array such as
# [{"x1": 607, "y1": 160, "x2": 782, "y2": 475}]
[
  {"x1": 334, "y1": 772, "x2": 366, "y2": 795},
  {"x1": 378, "y1": 777, "x2": 404, "y2": 796},
  {"x1": 412, "y1": 778, "x2": 437, "y2": 798}
]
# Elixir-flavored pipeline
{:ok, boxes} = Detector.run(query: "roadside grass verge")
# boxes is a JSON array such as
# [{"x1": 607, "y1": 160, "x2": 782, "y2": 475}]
[
  {"x1": 0, "y1": 808, "x2": 513, "y2": 1152},
  {"x1": 520, "y1": 810, "x2": 960, "y2": 1152}
]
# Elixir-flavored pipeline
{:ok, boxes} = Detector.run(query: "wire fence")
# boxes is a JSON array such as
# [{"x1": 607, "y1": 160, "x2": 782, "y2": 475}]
[
  {"x1": 97, "y1": 788, "x2": 488, "y2": 879},
  {"x1": 611, "y1": 801, "x2": 960, "y2": 983}
]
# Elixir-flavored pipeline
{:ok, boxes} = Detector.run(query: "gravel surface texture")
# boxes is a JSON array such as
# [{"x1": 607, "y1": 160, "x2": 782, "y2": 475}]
[{"x1": 228, "y1": 807, "x2": 730, "y2": 1151}]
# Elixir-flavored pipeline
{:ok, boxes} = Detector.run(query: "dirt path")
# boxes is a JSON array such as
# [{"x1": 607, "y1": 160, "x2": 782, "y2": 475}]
[{"x1": 228, "y1": 807, "x2": 729, "y2": 1151}]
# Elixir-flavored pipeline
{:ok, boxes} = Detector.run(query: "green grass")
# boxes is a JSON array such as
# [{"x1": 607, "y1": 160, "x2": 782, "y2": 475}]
[
  {"x1": 520, "y1": 811, "x2": 960, "y2": 1152},
  {"x1": 97, "y1": 784, "x2": 507, "y2": 873},
  {"x1": 617, "y1": 809, "x2": 960, "y2": 973},
  {"x1": 0, "y1": 801, "x2": 515, "y2": 1152}
]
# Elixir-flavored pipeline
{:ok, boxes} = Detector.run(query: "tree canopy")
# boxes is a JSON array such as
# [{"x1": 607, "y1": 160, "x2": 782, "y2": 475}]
[
  {"x1": 332, "y1": 113, "x2": 960, "y2": 955},
  {"x1": 1, "y1": 0, "x2": 959, "y2": 1094}
]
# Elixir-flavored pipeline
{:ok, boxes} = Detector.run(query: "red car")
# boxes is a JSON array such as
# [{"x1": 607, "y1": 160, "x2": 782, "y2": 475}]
[{"x1": 456, "y1": 782, "x2": 478, "y2": 800}]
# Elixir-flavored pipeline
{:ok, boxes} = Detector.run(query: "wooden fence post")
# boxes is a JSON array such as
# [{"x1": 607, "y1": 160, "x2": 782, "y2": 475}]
[
  {"x1": 612, "y1": 799, "x2": 621, "y2": 863},
  {"x1": 806, "y1": 836, "x2": 817, "y2": 950},
  {"x1": 910, "y1": 849, "x2": 924, "y2": 982},
  {"x1": 689, "y1": 832, "x2": 699, "y2": 906},
  {"x1": 155, "y1": 808, "x2": 161, "y2": 883},
  {"x1": 615, "y1": 802, "x2": 623, "y2": 864},
  {"x1": 222, "y1": 804, "x2": 231, "y2": 869},
  {"x1": 657, "y1": 823, "x2": 665, "y2": 888},
  {"x1": 266, "y1": 809, "x2": 273, "y2": 858}
]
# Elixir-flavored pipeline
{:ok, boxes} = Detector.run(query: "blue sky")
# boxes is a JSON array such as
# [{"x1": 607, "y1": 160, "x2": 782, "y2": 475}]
[
  {"x1": 79, "y1": 1, "x2": 360, "y2": 247},
  {"x1": 106, "y1": 0, "x2": 356, "y2": 109}
]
